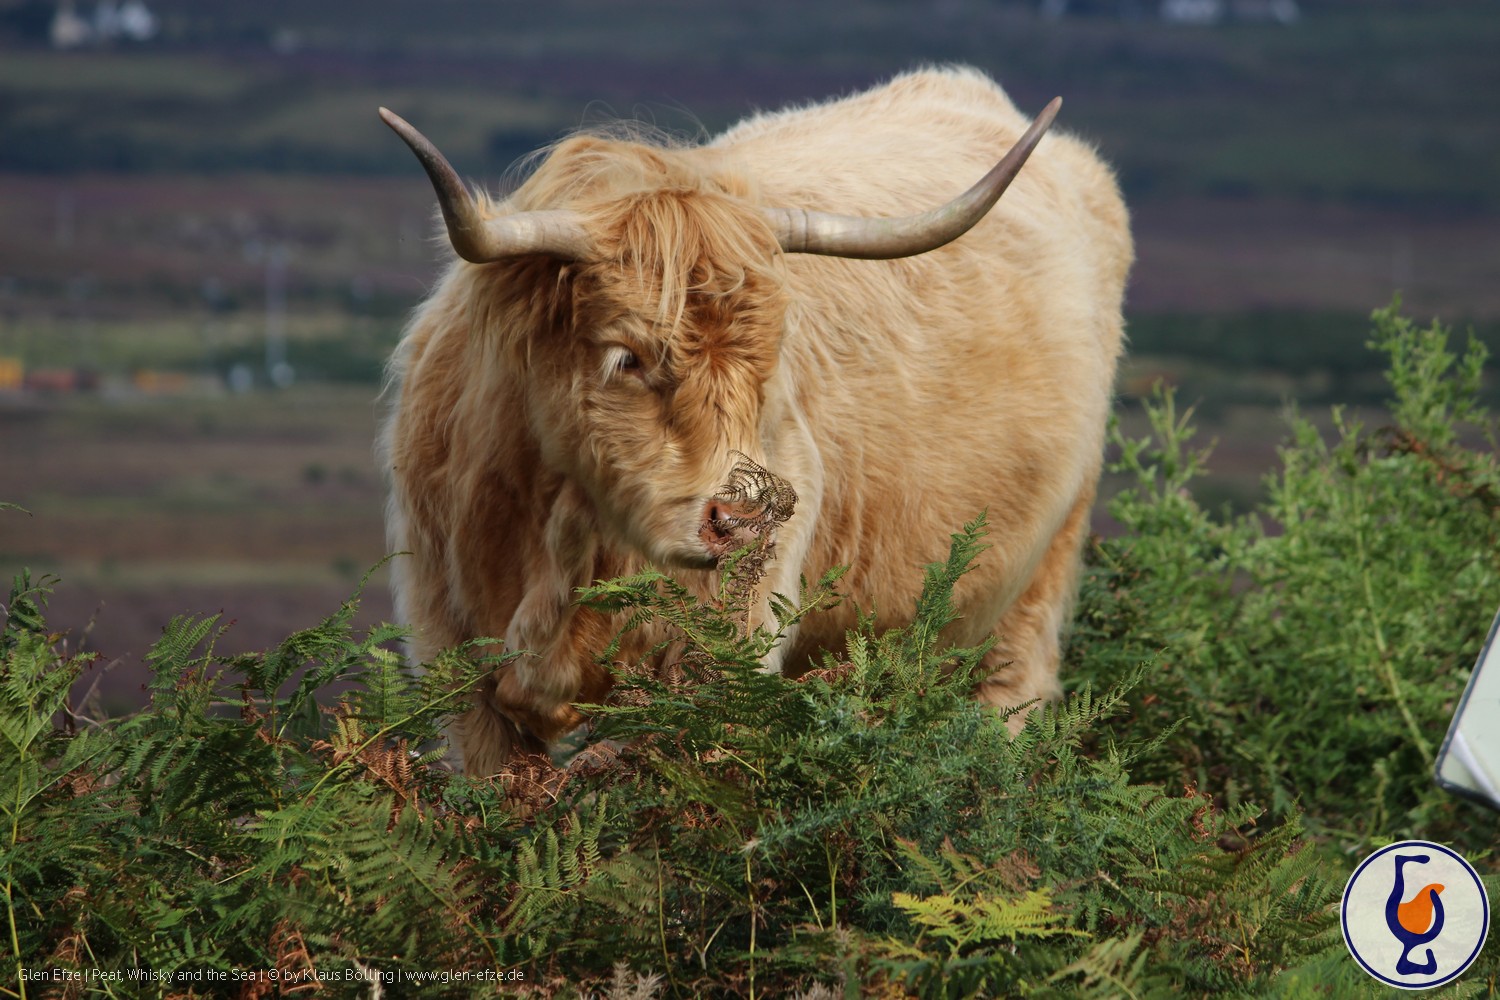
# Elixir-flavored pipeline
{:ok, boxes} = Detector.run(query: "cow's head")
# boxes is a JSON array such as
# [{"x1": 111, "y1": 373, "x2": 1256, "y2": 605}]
[{"x1": 381, "y1": 101, "x2": 1059, "y2": 569}]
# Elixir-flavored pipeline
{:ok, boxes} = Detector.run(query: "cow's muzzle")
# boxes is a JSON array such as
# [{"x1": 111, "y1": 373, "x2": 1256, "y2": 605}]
[{"x1": 698, "y1": 453, "x2": 797, "y2": 560}]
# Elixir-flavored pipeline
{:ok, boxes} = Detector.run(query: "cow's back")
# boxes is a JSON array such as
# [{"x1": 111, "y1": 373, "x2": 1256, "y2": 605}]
[{"x1": 714, "y1": 66, "x2": 1133, "y2": 662}]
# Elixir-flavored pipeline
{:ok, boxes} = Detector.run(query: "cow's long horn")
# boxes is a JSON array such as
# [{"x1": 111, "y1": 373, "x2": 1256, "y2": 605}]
[
  {"x1": 379, "y1": 108, "x2": 592, "y2": 263},
  {"x1": 764, "y1": 97, "x2": 1062, "y2": 260}
]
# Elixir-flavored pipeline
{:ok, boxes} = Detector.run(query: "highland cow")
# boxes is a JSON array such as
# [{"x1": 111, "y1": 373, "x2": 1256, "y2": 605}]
[{"x1": 380, "y1": 67, "x2": 1132, "y2": 775}]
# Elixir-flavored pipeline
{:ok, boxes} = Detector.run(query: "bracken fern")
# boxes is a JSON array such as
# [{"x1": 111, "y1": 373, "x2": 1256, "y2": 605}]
[{"x1": 2, "y1": 302, "x2": 1498, "y2": 997}]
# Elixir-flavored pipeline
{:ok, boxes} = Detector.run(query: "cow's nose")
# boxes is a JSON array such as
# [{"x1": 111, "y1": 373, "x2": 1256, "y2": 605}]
[
  {"x1": 698, "y1": 453, "x2": 798, "y2": 559},
  {"x1": 699, "y1": 498, "x2": 759, "y2": 553}
]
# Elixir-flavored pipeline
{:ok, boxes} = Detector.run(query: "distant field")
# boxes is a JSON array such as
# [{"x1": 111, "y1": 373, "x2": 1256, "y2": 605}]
[
  {"x1": 0, "y1": 385, "x2": 392, "y2": 714},
  {"x1": 4, "y1": 1, "x2": 1497, "y2": 206},
  {"x1": 0, "y1": 49, "x2": 256, "y2": 97},
  {"x1": 4, "y1": 172, "x2": 1497, "y2": 327}
]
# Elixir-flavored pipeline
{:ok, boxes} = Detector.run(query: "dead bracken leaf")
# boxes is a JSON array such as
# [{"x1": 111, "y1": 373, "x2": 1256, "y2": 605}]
[{"x1": 715, "y1": 451, "x2": 798, "y2": 534}]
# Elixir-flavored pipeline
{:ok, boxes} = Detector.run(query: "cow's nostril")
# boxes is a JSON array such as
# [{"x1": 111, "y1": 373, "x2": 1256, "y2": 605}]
[{"x1": 701, "y1": 501, "x2": 730, "y2": 540}]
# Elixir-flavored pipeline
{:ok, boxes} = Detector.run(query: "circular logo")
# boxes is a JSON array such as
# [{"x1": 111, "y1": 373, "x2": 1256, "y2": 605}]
[{"x1": 1342, "y1": 840, "x2": 1490, "y2": 990}]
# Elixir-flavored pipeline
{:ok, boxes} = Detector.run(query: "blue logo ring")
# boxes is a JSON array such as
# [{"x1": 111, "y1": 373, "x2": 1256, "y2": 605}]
[{"x1": 1341, "y1": 840, "x2": 1490, "y2": 990}]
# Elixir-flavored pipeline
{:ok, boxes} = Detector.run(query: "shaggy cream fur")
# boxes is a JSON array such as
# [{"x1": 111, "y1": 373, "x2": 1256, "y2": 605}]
[{"x1": 381, "y1": 66, "x2": 1132, "y2": 776}]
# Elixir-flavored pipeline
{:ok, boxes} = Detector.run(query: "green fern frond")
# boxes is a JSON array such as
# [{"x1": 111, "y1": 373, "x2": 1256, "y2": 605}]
[
  {"x1": 892, "y1": 888, "x2": 1079, "y2": 948},
  {"x1": 2, "y1": 570, "x2": 54, "y2": 647},
  {"x1": 1042, "y1": 931, "x2": 1177, "y2": 1000}
]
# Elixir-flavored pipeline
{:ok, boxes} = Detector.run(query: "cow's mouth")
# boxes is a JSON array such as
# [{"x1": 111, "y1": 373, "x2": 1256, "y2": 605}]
[{"x1": 696, "y1": 453, "x2": 798, "y2": 563}]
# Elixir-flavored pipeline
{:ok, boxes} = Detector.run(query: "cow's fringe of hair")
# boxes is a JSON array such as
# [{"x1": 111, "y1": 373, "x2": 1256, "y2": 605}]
[
  {"x1": 477, "y1": 132, "x2": 787, "y2": 339},
  {"x1": 597, "y1": 187, "x2": 784, "y2": 335}
]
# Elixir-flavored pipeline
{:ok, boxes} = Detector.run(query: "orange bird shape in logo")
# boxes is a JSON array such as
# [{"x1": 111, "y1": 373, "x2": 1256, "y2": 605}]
[{"x1": 1397, "y1": 882, "x2": 1446, "y2": 935}]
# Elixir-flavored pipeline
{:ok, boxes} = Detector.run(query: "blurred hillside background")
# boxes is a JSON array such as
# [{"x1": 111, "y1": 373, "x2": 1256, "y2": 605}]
[{"x1": 0, "y1": 0, "x2": 1496, "y2": 712}]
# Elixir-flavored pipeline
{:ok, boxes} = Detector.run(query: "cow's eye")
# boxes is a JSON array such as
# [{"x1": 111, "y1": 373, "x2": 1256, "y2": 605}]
[{"x1": 603, "y1": 345, "x2": 647, "y2": 382}]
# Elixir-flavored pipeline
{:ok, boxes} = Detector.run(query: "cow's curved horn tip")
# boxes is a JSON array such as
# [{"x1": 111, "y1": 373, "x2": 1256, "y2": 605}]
[{"x1": 377, "y1": 106, "x2": 404, "y2": 129}]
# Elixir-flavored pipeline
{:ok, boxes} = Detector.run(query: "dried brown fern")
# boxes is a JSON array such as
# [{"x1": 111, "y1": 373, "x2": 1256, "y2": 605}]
[{"x1": 710, "y1": 452, "x2": 798, "y2": 636}]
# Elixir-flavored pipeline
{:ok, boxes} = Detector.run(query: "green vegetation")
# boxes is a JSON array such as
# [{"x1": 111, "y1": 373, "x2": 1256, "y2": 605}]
[
  {"x1": 1086, "y1": 305, "x2": 1500, "y2": 854},
  {"x1": 0, "y1": 315, "x2": 390, "y2": 381},
  {"x1": 4, "y1": 306, "x2": 1498, "y2": 995}
]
